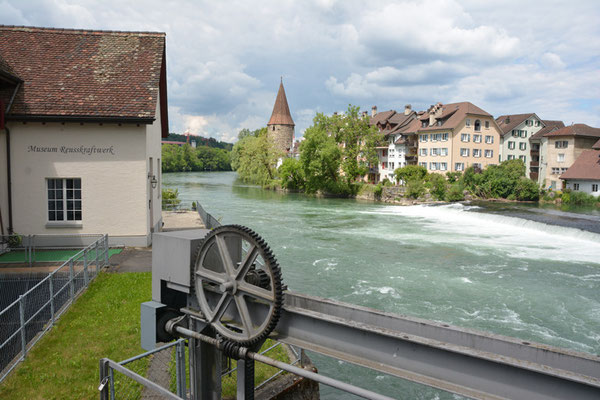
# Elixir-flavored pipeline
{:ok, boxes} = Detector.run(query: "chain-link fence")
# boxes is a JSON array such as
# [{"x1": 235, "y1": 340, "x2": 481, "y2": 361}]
[
  {"x1": 0, "y1": 234, "x2": 110, "y2": 383},
  {"x1": 100, "y1": 340, "x2": 187, "y2": 400}
]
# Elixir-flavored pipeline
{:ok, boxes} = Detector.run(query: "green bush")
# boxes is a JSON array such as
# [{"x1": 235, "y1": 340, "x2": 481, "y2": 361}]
[
  {"x1": 429, "y1": 173, "x2": 448, "y2": 201},
  {"x1": 394, "y1": 165, "x2": 428, "y2": 185},
  {"x1": 514, "y1": 178, "x2": 540, "y2": 201},
  {"x1": 562, "y1": 190, "x2": 598, "y2": 205},
  {"x1": 373, "y1": 183, "x2": 383, "y2": 198},
  {"x1": 406, "y1": 179, "x2": 425, "y2": 199},
  {"x1": 162, "y1": 188, "x2": 180, "y2": 209},
  {"x1": 446, "y1": 171, "x2": 462, "y2": 183},
  {"x1": 7, "y1": 233, "x2": 22, "y2": 248},
  {"x1": 278, "y1": 158, "x2": 305, "y2": 190},
  {"x1": 446, "y1": 184, "x2": 465, "y2": 202}
]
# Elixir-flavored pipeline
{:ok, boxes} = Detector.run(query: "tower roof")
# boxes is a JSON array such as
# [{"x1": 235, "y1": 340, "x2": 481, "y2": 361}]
[{"x1": 267, "y1": 80, "x2": 294, "y2": 126}]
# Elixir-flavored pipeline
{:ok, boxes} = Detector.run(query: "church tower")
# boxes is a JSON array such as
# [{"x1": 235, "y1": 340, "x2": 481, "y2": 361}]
[{"x1": 267, "y1": 79, "x2": 295, "y2": 154}]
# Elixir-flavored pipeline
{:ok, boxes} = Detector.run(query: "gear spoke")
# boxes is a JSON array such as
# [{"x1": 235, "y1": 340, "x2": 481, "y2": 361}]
[
  {"x1": 215, "y1": 234, "x2": 236, "y2": 277},
  {"x1": 234, "y1": 295, "x2": 254, "y2": 339},
  {"x1": 235, "y1": 245, "x2": 259, "y2": 281},
  {"x1": 195, "y1": 268, "x2": 226, "y2": 285},
  {"x1": 238, "y1": 281, "x2": 274, "y2": 302},
  {"x1": 210, "y1": 292, "x2": 233, "y2": 323}
]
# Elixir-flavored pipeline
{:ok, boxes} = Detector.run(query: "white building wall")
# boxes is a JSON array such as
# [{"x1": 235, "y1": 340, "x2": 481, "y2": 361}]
[
  {"x1": 378, "y1": 134, "x2": 407, "y2": 182},
  {"x1": 6, "y1": 121, "x2": 149, "y2": 246},
  {"x1": 0, "y1": 130, "x2": 8, "y2": 236},
  {"x1": 564, "y1": 180, "x2": 600, "y2": 196},
  {"x1": 500, "y1": 117, "x2": 543, "y2": 172},
  {"x1": 146, "y1": 94, "x2": 164, "y2": 239}
]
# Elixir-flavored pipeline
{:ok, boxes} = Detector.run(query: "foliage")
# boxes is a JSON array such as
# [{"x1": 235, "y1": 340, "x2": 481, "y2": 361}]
[
  {"x1": 428, "y1": 173, "x2": 448, "y2": 201},
  {"x1": 406, "y1": 179, "x2": 425, "y2": 199},
  {"x1": 162, "y1": 144, "x2": 231, "y2": 172},
  {"x1": 231, "y1": 128, "x2": 281, "y2": 186},
  {"x1": 237, "y1": 127, "x2": 263, "y2": 140},
  {"x1": 381, "y1": 178, "x2": 393, "y2": 187},
  {"x1": 446, "y1": 171, "x2": 462, "y2": 183},
  {"x1": 561, "y1": 190, "x2": 598, "y2": 205},
  {"x1": 299, "y1": 123, "x2": 343, "y2": 193},
  {"x1": 461, "y1": 159, "x2": 536, "y2": 200},
  {"x1": 7, "y1": 233, "x2": 22, "y2": 248},
  {"x1": 162, "y1": 188, "x2": 180, "y2": 209},
  {"x1": 165, "y1": 133, "x2": 233, "y2": 150},
  {"x1": 278, "y1": 158, "x2": 304, "y2": 190},
  {"x1": 446, "y1": 183, "x2": 465, "y2": 202},
  {"x1": 394, "y1": 165, "x2": 428, "y2": 185},
  {"x1": 514, "y1": 178, "x2": 540, "y2": 201},
  {"x1": 373, "y1": 183, "x2": 383, "y2": 199}
]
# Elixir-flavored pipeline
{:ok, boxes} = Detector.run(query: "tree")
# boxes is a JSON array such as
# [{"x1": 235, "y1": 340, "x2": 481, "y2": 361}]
[
  {"x1": 232, "y1": 128, "x2": 280, "y2": 186},
  {"x1": 299, "y1": 124, "x2": 342, "y2": 193},
  {"x1": 394, "y1": 165, "x2": 428, "y2": 185},
  {"x1": 428, "y1": 173, "x2": 448, "y2": 200},
  {"x1": 278, "y1": 158, "x2": 304, "y2": 190}
]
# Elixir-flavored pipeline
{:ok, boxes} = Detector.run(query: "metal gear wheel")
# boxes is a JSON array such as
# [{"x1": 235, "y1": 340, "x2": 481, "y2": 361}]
[{"x1": 193, "y1": 225, "x2": 283, "y2": 346}]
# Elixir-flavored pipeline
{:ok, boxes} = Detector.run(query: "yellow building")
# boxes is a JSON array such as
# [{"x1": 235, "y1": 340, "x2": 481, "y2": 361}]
[{"x1": 416, "y1": 102, "x2": 501, "y2": 173}]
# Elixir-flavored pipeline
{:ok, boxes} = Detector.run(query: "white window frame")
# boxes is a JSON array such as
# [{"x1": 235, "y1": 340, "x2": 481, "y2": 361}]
[
  {"x1": 461, "y1": 133, "x2": 470, "y2": 142},
  {"x1": 442, "y1": 133, "x2": 448, "y2": 141},
  {"x1": 460, "y1": 148, "x2": 469, "y2": 157},
  {"x1": 473, "y1": 149, "x2": 481, "y2": 158},
  {"x1": 440, "y1": 162, "x2": 447, "y2": 171},
  {"x1": 573, "y1": 183, "x2": 580, "y2": 190},
  {"x1": 420, "y1": 148, "x2": 427, "y2": 156},
  {"x1": 592, "y1": 184, "x2": 598, "y2": 192},
  {"x1": 486, "y1": 150, "x2": 494, "y2": 158},
  {"x1": 519, "y1": 155, "x2": 526, "y2": 162},
  {"x1": 466, "y1": 118, "x2": 471, "y2": 127},
  {"x1": 508, "y1": 141, "x2": 515, "y2": 150},
  {"x1": 473, "y1": 134, "x2": 482, "y2": 143},
  {"x1": 47, "y1": 178, "x2": 82, "y2": 224},
  {"x1": 519, "y1": 142, "x2": 527, "y2": 150},
  {"x1": 485, "y1": 135, "x2": 493, "y2": 144},
  {"x1": 557, "y1": 153, "x2": 565, "y2": 162},
  {"x1": 455, "y1": 163, "x2": 464, "y2": 171}
]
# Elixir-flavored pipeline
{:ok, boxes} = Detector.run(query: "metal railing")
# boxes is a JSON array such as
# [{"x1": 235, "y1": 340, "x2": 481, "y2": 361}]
[
  {"x1": 196, "y1": 201, "x2": 221, "y2": 229},
  {"x1": 100, "y1": 339, "x2": 187, "y2": 400},
  {"x1": 0, "y1": 234, "x2": 110, "y2": 383}
]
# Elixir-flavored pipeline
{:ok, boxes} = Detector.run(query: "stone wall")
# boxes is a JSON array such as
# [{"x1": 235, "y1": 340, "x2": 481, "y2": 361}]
[{"x1": 268, "y1": 124, "x2": 294, "y2": 154}]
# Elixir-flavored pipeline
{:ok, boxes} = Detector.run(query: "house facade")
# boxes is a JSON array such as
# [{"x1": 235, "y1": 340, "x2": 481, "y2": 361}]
[
  {"x1": 542, "y1": 124, "x2": 600, "y2": 190},
  {"x1": 495, "y1": 114, "x2": 544, "y2": 172},
  {"x1": 0, "y1": 26, "x2": 169, "y2": 246},
  {"x1": 416, "y1": 102, "x2": 501, "y2": 173},
  {"x1": 560, "y1": 139, "x2": 600, "y2": 196},
  {"x1": 371, "y1": 105, "x2": 418, "y2": 182},
  {"x1": 528, "y1": 120, "x2": 565, "y2": 184}
]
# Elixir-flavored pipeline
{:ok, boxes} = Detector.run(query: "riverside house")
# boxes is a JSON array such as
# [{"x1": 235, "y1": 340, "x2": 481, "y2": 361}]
[
  {"x1": 416, "y1": 102, "x2": 502, "y2": 173},
  {"x1": 0, "y1": 26, "x2": 169, "y2": 245},
  {"x1": 560, "y1": 139, "x2": 600, "y2": 196},
  {"x1": 495, "y1": 113, "x2": 545, "y2": 172},
  {"x1": 542, "y1": 124, "x2": 600, "y2": 190}
]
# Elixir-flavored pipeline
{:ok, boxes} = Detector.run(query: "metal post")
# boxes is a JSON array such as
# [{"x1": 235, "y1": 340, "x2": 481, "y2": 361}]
[
  {"x1": 69, "y1": 259, "x2": 75, "y2": 302},
  {"x1": 95, "y1": 240, "x2": 99, "y2": 275},
  {"x1": 83, "y1": 249, "x2": 89, "y2": 286},
  {"x1": 176, "y1": 340, "x2": 186, "y2": 398},
  {"x1": 49, "y1": 276, "x2": 55, "y2": 326},
  {"x1": 19, "y1": 295, "x2": 26, "y2": 359},
  {"x1": 189, "y1": 319, "x2": 221, "y2": 400},
  {"x1": 109, "y1": 368, "x2": 115, "y2": 400},
  {"x1": 236, "y1": 359, "x2": 254, "y2": 400},
  {"x1": 104, "y1": 234, "x2": 109, "y2": 266},
  {"x1": 28, "y1": 235, "x2": 32, "y2": 267},
  {"x1": 99, "y1": 359, "x2": 109, "y2": 400}
]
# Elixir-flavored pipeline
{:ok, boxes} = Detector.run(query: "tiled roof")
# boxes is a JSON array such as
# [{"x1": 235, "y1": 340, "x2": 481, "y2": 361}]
[
  {"x1": 495, "y1": 113, "x2": 536, "y2": 135},
  {"x1": 397, "y1": 117, "x2": 421, "y2": 135},
  {"x1": 593, "y1": 138, "x2": 600, "y2": 150},
  {"x1": 417, "y1": 102, "x2": 491, "y2": 132},
  {"x1": 530, "y1": 120, "x2": 565, "y2": 140},
  {"x1": 369, "y1": 110, "x2": 395, "y2": 126},
  {"x1": 0, "y1": 25, "x2": 166, "y2": 124},
  {"x1": 267, "y1": 81, "x2": 294, "y2": 126},
  {"x1": 544, "y1": 123, "x2": 600, "y2": 138},
  {"x1": 0, "y1": 54, "x2": 21, "y2": 82},
  {"x1": 560, "y1": 149, "x2": 600, "y2": 180}
]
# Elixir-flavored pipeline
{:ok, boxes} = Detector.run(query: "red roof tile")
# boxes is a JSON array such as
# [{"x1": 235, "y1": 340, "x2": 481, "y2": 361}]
[
  {"x1": 369, "y1": 110, "x2": 396, "y2": 126},
  {"x1": 560, "y1": 149, "x2": 600, "y2": 180},
  {"x1": 544, "y1": 124, "x2": 600, "y2": 138},
  {"x1": 495, "y1": 113, "x2": 537, "y2": 135},
  {"x1": 593, "y1": 139, "x2": 600, "y2": 150},
  {"x1": 417, "y1": 102, "x2": 491, "y2": 132},
  {"x1": 530, "y1": 120, "x2": 565, "y2": 140},
  {"x1": 267, "y1": 81, "x2": 294, "y2": 126},
  {"x1": 0, "y1": 25, "x2": 166, "y2": 123}
]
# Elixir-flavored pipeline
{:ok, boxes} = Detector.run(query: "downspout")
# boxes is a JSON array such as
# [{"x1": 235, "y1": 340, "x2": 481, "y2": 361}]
[{"x1": 4, "y1": 82, "x2": 21, "y2": 235}]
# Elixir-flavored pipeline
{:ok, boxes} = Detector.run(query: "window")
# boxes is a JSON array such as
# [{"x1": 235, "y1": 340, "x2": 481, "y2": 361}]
[
  {"x1": 573, "y1": 183, "x2": 580, "y2": 190},
  {"x1": 485, "y1": 121, "x2": 490, "y2": 129},
  {"x1": 460, "y1": 148, "x2": 470, "y2": 157},
  {"x1": 420, "y1": 148, "x2": 427, "y2": 156},
  {"x1": 473, "y1": 163, "x2": 482, "y2": 169},
  {"x1": 507, "y1": 155, "x2": 515, "y2": 160},
  {"x1": 557, "y1": 153, "x2": 565, "y2": 162},
  {"x1": 419, "y1": 162, "x2": 427, "y2": 168},
  {"x1": 455, "y1": 163, "x2": 464, "y2": 171},
  {"x1": 535, "y1": 120, "x2": 540, "y2": 127},
  {"x1": 390, "y1": 162, "x2": 395, "y2": 170},
  {"x1": 485, "y1": 150, "x2": 493, "y2": 158},
  {"x1": 436, "y1": 120, "x2": 442, "y2": 126},
  {"x1": 466, "y1": 118, "x2": 471, "y2": 127},
  {"x1": 551, "y1": 167, "x2": 559, "y2": 174},
  {"x1": 440, "y1": 148, "x2": 448, "y2": 156},
  {"x1": 473, "y1": 149, "x2": 481, "y2": 158},
  {"x1": 47, "y1": 178, "x2": 82, "y2": 222},
  {"x1": 512, "y1": 130, "x2": 518, "y2": 137},
  {"x1": 561, "y1": 168, "x2": 568, "y2": 174},
  {"x1": 430, "y1": 148, "x2": 438, "y2": 156},
  {"x1": 461, "y1": 133, "x2": 470, "y2": 142},
  {"x1": 473, "y1": 134, "x2": 482, "y2": 143},
  {"x1": 518, "y1": 155, "x2": 525, "y2": 162},
  {"x1": 555, "y1": 140, "x2": 568, "y2": 148},
  {"x1": 442, "y1": 133, "x2": 448, "y2": 141},
  {"x1": 431, "y1": 134, "x2": 438, "y2": 142},
  {"x1": 592, "y1": 184, "x2": 598, "y2": 192},
  {"x1": 420, "y1": 134, "x2": 429, "y2": 142},
  {"x1": 422, "y1": 121, "x2": 428, "y2": 128},
  {"x1": 429, "y1": 162, "x2": 438, "y2": 171},
  {"x1": 519, "y1": 142, "x2": 527, "y2": 150},
  {"x1": 440, "y1": 162, "x2": 447, "y2": 171},
  {"x1": 520, "y1": 130, "x2": 527, "y2": 138},
  {"x1": 508, "y1": 141, "x2": 515, "y2": 150},
  {"x1": 485, "y1": 135, "x2": 494, "y2": 144},
  {"x1": 474, "y1": 120, "x2": 481, "y2": 131}
]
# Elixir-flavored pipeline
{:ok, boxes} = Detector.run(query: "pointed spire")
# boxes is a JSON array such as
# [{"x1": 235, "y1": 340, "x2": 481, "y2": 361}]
[{"x1": 268, "y1": 80, "x2": 295, "y2": 126}]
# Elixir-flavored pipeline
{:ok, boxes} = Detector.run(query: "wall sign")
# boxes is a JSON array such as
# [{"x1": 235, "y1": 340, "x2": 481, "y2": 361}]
[{"x1": 27, "y1": 145, "x2": 116, "y2": 155}]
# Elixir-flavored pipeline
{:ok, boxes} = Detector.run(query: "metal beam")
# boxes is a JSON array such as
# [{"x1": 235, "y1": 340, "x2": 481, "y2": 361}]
[{"x1": 270, "y1": 292, "x2": 600, "y2": 400}]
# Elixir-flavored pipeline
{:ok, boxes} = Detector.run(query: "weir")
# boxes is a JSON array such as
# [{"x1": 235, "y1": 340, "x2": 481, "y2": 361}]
[{"x1": 135, "y1": 220, "x2": 600, "y2": 400}]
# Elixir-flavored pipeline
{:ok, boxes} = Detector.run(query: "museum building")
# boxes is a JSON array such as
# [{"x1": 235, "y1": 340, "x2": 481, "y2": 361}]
[{"x1": 0, "y1": 26, "x2": 169, "y2": 246}]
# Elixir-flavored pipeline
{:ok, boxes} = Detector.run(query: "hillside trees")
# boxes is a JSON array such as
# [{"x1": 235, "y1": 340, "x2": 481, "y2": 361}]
[
  {"x1": 231, "y1": 127, "x2": 281, "y2": 186},
  {"x1": 161, "y1": 144, "x2": 231, "y2": 172}
]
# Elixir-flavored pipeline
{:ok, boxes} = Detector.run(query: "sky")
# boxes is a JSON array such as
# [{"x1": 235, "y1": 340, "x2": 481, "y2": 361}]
[{"x1": 2, "y1": 0, "x2": 599, "y2": 143}]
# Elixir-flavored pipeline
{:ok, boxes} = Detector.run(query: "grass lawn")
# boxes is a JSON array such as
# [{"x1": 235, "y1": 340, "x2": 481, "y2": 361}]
[
  {"x1": 0, "y1": 271, "x2": 151, "y2": 400},
  {"x1": 0, "y1": 271, "x2": 290, "y2": 399}
]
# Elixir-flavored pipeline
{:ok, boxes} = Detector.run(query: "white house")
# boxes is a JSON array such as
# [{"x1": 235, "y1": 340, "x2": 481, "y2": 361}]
[
  {"x1": 560, "y1": 139, "x2": 600, "y2": 196},
  {"x1": 0, "y1": 26, "x2": 169, "y2": 246},
  {"x1": 495, "y1": 113, "x2": 545, "y2": 172}
]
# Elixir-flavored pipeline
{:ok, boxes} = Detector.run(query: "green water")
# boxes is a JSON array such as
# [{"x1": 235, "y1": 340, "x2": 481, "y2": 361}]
[{"x1": 163, "y1": 171, "x2": 600, "y2": 399}]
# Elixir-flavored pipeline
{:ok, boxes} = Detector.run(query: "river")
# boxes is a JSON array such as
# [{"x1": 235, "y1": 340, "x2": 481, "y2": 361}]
[{"x1": 163, "y1": 171, "x2": 600, "y2": 399}]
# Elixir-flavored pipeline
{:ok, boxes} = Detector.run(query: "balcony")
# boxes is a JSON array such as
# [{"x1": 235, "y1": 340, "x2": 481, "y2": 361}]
[
  {"x1": 530, "y1": 172, "x2": 538, "y2": 181},
  {"x1": 530, "y1": 161, "x2": 539, "y2": 167}
]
